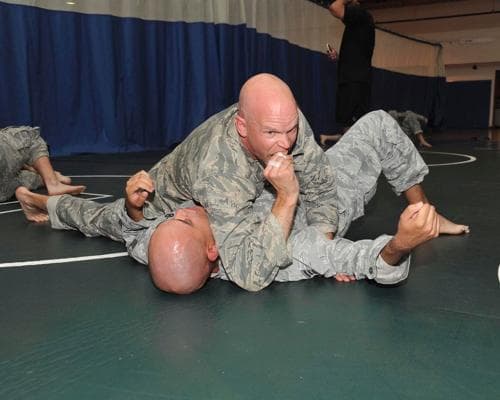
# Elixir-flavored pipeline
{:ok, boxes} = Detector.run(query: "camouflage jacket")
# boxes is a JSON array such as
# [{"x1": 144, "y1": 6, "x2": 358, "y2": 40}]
[
  {"x1": 145, "y1": 104, "x2": 338, "y2": 291},
  {"x1": 121, "y1": 195, "x2": 409, "y2": 287}
]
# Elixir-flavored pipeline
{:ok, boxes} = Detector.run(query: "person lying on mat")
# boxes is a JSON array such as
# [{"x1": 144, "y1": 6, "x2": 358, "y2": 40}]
[
  {"x1": 0, "y1": 126, "x2": 85, "y2": 203},
  {"x1": 388, "y1": 110, "x2": 433, "y2": 148},
  {"x1": 15, "y1": 175, "x2": 433, "y2": 294},
  {"x1": 16, "y1": 109, "x2": 468, "y2": 294}
]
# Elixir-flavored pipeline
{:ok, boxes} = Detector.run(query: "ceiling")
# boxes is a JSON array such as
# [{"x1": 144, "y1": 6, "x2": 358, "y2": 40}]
[
  {"x1": 362, "y1": 0, "x2": 500, "y2": 66},
  {"x1": 362, "y1": 0, "x2": 464, "y2": 10}
]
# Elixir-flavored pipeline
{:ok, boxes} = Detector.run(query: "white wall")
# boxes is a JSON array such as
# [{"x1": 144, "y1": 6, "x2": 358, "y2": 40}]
[{"x1": 372, "y1": 0, "x2": 500, "y2": 126}]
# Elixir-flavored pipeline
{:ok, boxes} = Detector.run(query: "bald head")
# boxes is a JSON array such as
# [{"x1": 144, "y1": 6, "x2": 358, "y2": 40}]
[
  {"x1": 236, "y1": 74, "x2": 299, "y2": 163},
  {"x1": 239, "y1": 73, "x2": 297, "y2": 121},
  {"x1": 148, "y1": 221, "x2": 213, "y2": 295}
]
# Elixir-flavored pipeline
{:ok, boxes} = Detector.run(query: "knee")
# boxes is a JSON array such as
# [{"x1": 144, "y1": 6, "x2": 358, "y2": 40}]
[{"x1": 368, "y1": 109, "x2": 391, "y2": 122}]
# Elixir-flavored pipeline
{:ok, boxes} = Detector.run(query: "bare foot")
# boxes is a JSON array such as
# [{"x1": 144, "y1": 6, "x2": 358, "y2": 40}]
[
  {"x1": 46, "y1": 182, "x2": 86, "y2": 196},
  {"x1": 15, "y1": 187, "x2": 49, "y2": 223},
  {"x1": 419, "y1": 139, "x2": 432, "y2": 148},
  {"x1": 54, "y1": 171, "x2": 72, "y2": 184},
  {"x1": 417, "y1": 134, "x2": 432, "y2": 148},
  {"x1": 438, "y1": 214, "x2": 469, "y2": 235}
]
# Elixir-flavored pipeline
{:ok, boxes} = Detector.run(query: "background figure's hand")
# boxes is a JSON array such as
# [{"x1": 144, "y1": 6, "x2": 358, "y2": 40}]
[
  {"x1": 326, "y1": 43, "x2": 338, "y2": 61},
  {"x1": 263, "y1": 153, "x2": 299, "y2": 204},
  {"x1": 392, "y1": 202, "x2": 440, "y2": 252},
  {"x1": 125, "y1": 170, "x2": 154, "y2": 212}
]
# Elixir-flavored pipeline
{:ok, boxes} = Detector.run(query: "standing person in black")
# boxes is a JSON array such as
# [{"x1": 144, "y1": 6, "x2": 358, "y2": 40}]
[{"x1": 320, "y1": 0, "x2": 375, "y2": 147}]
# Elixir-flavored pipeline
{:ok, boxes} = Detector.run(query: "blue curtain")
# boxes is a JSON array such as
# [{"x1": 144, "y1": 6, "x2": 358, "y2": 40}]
[
  {"x1": 371, "y1": 68, "x2": 446, "y2": 128},
  {"x1": 1, "y1": 1, "x2": 449, "y2": 155},
  {"x1": 444, "y1": 81, "x2": 491, "y2": 129}
]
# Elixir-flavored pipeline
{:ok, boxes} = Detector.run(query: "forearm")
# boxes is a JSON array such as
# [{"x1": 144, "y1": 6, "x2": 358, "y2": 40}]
[
  {"x1": 404, "y1": 184, "x2": 429, "y2": 204},
  {"x1": 271, "y1": 193, "x2": 298, "y2": 240},
  {"x1": 277, "y1": 229, "x2": 409, "y2": 284},
  {"x1": 216, "y1": 213, "x2": 293, "y2": 291},
  {"x1": 328, "y1": 0, "x2": 347, "y2": 19},
  {"x1": 380, "y1": 237, "x2": 411, "y2": 266}
]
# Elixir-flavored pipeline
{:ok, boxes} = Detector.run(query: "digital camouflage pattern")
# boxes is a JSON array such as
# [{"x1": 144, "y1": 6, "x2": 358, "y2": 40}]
[
  {"x1": 145, "y1": 104, "x2": 338, "y2": 291},
  {"x1": 48, "y1": 195, "x2": 178, "y2": 266},
  {"x1": 216, "y1": 110, "x2": 426, "y2": 284},
  {"x1": 0, "y1": 126, "x2": 47, "y2": 201},
  {"x1": 388, "y1": 110, "x2": 428, "y2": 138},
  {"x1": 46, "y1": 110, "x2": 426, "y2": 289}
]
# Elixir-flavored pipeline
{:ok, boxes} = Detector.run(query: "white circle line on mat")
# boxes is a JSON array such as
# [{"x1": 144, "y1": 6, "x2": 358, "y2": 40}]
[
  {"x1": 0, "y1": 252, "x2": 129, "y2": 268},
  {"x1": 420, "y1": 151, "x2": 477, "y2": 167}
]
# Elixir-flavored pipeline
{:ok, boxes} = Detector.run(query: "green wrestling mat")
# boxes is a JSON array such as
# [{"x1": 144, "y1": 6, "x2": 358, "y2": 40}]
[{"x1": 1, "y1": 143, "x2": 499, "y2": 399}]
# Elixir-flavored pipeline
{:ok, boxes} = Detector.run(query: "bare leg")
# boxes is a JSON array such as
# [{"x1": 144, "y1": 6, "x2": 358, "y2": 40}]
[
  {"x1": 416, "y1": 133, "x2": 432, "y2": 148},
  {"x1": 32, "y1": 156, "x2": 85, "y2": 195},
  {"x1": 54, "y1": 171, "x2": 72, "y2": 184},
  {"x1": 23, "y1": 164, "x2": 72, "y2": 184},
  {"x1": 319, "y1": 133, "x2": 342, "y2": 146},
  {"x1": 15, "y1": 187, "x2": 50, "y2": 222},
  {"x1": 404, "y1": 184, "x2": 469, "y2": 235}
]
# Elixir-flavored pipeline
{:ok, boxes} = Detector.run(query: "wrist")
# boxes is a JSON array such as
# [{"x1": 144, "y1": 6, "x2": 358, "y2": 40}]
[
  {"x1": 275, "y1": 192, "x2": 299, "y2": 208},
  {"x1": 125, "y1": 200, "x2": 144, "y2": 221},
  {"x1": 380, "y1": 237, "x2": 410, "y2": 266},
  {"x1": 388, "y1": 235, "x2": 411, "y2": 255}
]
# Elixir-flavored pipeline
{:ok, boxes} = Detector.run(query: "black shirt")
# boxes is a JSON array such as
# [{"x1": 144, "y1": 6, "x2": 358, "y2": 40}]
[{"x1": 338, "y1": 5, "x2": 375, "y2": 84}]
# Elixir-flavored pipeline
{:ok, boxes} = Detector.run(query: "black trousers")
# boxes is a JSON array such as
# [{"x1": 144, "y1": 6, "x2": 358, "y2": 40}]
[{"x1": 335, "y1": 81, "x2": 371, "y2": 126}]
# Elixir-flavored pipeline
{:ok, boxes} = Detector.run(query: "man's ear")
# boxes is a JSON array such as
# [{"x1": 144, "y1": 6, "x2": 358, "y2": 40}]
[
  {"x1": 207, "y1": 244, "x2": 219, "y2": 262},
  {"x1": 235, "y1": 113, "x2": 248, "y2": 138}
]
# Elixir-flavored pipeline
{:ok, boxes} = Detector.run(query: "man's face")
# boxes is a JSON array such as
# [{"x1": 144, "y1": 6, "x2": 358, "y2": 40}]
[
  {"x1": 240, "y1": 108, "x2": 298, "y2": 165},
  {"x1": 166, "y1": 206, "x2": 214, "y2": 244}
]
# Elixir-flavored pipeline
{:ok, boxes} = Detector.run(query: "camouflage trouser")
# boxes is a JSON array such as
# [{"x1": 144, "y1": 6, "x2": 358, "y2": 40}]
[
  {"x1": 388, "y1": 110, "x2": 428, "y2": 138},
  {"x1": 0, "y1": 126, "x2": 48, "y2": 201},
  {"x1": 330, "y1": 109, "x2": 429, "y2": 237},
  {"x1": 47, "y1": 196, "x2": 126, "y2": 242},
  {"x1": 273, "y1": 110, "x2": 428, "y2": 282}
]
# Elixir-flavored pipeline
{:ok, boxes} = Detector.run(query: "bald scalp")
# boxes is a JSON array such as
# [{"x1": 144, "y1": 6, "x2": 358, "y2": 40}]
[
  {"x1": 238, "y1": 73, "x2": 297, "y2": 120},
  {"x1": 148, "y1": 222, "x2": 211, "y2": 295}
]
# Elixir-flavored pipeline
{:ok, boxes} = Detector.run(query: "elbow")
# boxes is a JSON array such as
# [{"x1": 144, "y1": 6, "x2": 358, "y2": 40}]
[
  {"x1": 328, "y1": 3, "x2": 344, "y2": 19},
  {"x1": 230, "y1": 267, "x2": 277, "y2": 292},
  {"x1": 235, "y1": 277, "x2": 272, "y2": 292}
]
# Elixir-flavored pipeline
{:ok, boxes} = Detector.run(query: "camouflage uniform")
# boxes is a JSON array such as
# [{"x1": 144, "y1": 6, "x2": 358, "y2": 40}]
[
  {"x1": 388, "y1": 110, "x2": 428, "y2": 138},
  {"x1": 216, "y1": 110, "x2": 428, "y2": 284},
  {"x1": 47, "y1": 195, "x2": 188, "y2": 266},
  {"x1": 0, "y1": 126, "x2": 47, "y2": 202},
  {"x1": 145, "y1": 104, "x2": 338, "y2": 291},
  {"x1": 47, "y1": 110, "x2": 426, "y2": 287}
]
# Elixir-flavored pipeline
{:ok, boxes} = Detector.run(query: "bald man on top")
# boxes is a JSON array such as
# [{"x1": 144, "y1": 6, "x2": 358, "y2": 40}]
[{"x1": 145, "y1": 73, "x2": 338, "y2": 291}]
